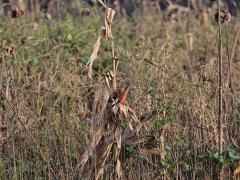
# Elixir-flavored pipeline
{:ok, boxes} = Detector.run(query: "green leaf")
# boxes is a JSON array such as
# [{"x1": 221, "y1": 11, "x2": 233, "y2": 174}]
[
  {"x1": 213, "y1": 152, "x2": 224, "y2": 164},
  {"x1": 183, "y1": 163, "x2": 191, "y2": 171},
  {"x1": 67, "y1": 33, "x2": 73, "y2": 41},
  {"x1": 228, "y1": 149, "x2": 240, "y2": 160}
]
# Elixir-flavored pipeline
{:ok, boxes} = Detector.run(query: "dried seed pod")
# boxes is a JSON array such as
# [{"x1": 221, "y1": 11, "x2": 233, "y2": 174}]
[
  {"x1": 20, "y1": 39, "x2": 26, "y2": 46},
  {"x1": 11, "y1": 9, "x2": 17, "y2": 18},
  {"x1": 3, "y1": 45, "x2": 15, "y2": 57},
  {"x1": 105, "y1": 70, "x2": 114, "y2": 89},
  {"x1": 215, "y1": 10, "x2": 231, "y2": 24},
  {"x1": 11, "y1": 9, "x2": 24, "y2": 18},
  {"x1": 185, "y1": 33, "x2": 193, "y2": 52},
  {"x1": 40, "y1": 4, "x2": 48, "y2": 13}
]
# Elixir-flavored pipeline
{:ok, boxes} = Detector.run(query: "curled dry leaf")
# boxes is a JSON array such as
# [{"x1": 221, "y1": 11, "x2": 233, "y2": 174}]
[
  {"x1": 105, "y1": 70, "x2": 114, "y2": 89},
  {"x1": 128, "y1": 106, "x2": 139, "y2": 123},
  {"x1": 96, "y1": 1, "x2": 115, "y2": 39},
  {"x1": 3, "y1": 45, "x2": 15, "y2": 57},
  {"x1": 139, "y1": 148, "x2": 161, "y2": 155},
  {"x1": 75, "y1": 84, "x2": 140, "y2": 178},
  {"x1": 105, "y1": 8, "x2": 115, "y2": 40},
  {"x1": 118, "y1": 104, "x2": 129, "y2": 119},
  {"x1": 111, "y1": 104, "x2": 119, "y2": 114},
  {"x1": 97, "y1": 0, "x2": 107, "y2": 8},
  {"x1": 109, "y1": 85, "x2": 139, "y2": 131},
  {"x1": 215, "y1": 10, "x2": 231, "y2": 24}
]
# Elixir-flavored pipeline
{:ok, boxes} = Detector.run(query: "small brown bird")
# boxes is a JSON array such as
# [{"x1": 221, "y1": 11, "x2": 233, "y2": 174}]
[{"x1": 215, "y1": 10, "x2": 231, "y2": 24}]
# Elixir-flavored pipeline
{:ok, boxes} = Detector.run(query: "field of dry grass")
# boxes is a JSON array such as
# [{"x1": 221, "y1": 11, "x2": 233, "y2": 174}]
[{"x1": 0, "y1": 1, "x2": 240, "y2": 179}]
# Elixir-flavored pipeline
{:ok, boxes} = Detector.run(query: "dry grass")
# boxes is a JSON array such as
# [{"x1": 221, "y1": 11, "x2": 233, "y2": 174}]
[{"x1": 0, "y1": 1, "x2": 240, "y2": 179}]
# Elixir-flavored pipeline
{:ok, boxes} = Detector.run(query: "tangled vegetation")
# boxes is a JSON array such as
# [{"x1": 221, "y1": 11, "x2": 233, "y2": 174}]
[{"x1": 0, "y1": 0, "x2": 240, "y2": 179}]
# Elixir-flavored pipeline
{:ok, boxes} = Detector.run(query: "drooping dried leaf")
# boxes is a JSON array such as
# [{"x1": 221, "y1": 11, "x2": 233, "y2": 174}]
[
  {"x1": 87, "y1": 36, "x2": 102, "y2": 79},
  {"x1": 128, "y1": 107, "x2": 139, "y2": 123},
  {"x1": 100, "y1": 142, "x2": 113, "y2": 162},
  {"x1": 111, "y1": 105, "x2": 119, "y2": 115},
  {"x1": 128, "y1": 121, "x2": 134, "y2": 131},
  {"x1": 96, "y1": 167, "x2": 104, "y2": 180},
  {"x1": 139, "y1": 148, "x2": 161, "y2": 155},
  {"x1": 88, "y1": 141, "x2": 113, "y2": 179},
  {"x1": 96, "y1": 1, "x2": 115, "y2": 40},
  {"x1": 114, "y1": 143, "x2": 121, "y2": 160},
  {"x1": 76, "y1": 87, "x2": 110, "y2": 171},
  {"x1": 105, "y1": 8, "x2": 115, "y2": 40},
  {"x1": 115, "y1": 127, "x2": 122, "y2": 149},
  {"x1": 115, "y1": 159, "x2": 121, "y2": 178},
  {"x1": 76, "y1": 127, "x2": 104, "y2": 170},
  {"x1": 106, "y1": 8, "x2": 115, "y2": 23},
  {"x1": 124, "y1": 135, "x2": 154, "y2": 146},
  {"x1": 119, "y1": 104, "x2": 129, "y2": 118}
]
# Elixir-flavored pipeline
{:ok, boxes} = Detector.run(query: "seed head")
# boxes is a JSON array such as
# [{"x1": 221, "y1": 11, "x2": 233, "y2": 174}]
[{"x1": 215, "y1": 10, "x2": 231, "y2": 24}]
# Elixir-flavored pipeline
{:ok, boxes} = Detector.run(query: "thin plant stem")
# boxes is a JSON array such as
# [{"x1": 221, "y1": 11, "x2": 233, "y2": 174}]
[
  {"x1": 217, "y1": 0, "x2": 223, "y2": 179},
  {"x1": 217, "y1": 0, "x2": 223, "y2": 155},
  {"x1": 0, "y1": 91, "x2": 58, "y2": 179}
]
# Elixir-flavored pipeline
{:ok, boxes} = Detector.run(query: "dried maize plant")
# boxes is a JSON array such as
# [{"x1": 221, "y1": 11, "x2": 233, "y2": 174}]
[
  {"x1": 75, "y1": 75, "x2": 140, "y2": 179},
  {"x1": 75, "y1": 1, "x2": 141, "y2": 179},
  {"x1": 78, "y1": 1, "x2": 164, "y2": 178}
]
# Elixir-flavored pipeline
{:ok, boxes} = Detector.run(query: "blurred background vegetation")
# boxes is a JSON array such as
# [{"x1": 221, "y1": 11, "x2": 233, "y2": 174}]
[{"x1": 0, "y1": 0, "x2": 240, "y2": 179}]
